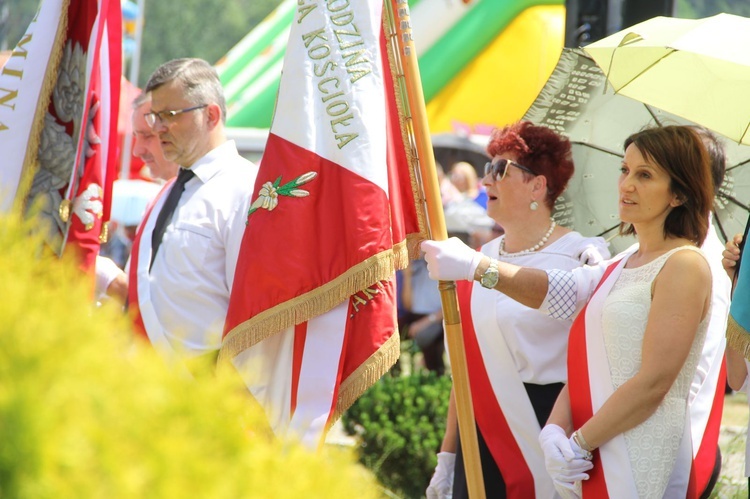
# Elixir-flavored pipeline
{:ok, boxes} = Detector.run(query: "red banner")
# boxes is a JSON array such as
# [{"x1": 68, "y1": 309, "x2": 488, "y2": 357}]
[
  {"x1": 0, "y1": 0, "x2": 122, "y2": 273},
  {"x1": 221, "y1": 0, "x2": 426, "y2": 442}
]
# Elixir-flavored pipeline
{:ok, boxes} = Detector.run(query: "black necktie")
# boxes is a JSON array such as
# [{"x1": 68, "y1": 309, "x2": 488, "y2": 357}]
[{"x1": 150, "y1": 168, "x2": 195, "y2": 270}]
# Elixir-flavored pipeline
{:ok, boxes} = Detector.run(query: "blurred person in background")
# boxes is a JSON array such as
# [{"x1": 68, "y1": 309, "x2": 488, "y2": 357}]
[
  {"x1": 132, "y1": 92, "x2": 179, "y2": 183},
  {"x1": 450, "y1": 160, "x2": 487, "y2": 209},
  {"x1": 399, "y1": 256, "x2": 446, "y2": 375},
  {"x1": 96, "y1": 92, "x2": 181, "y2": 302}
]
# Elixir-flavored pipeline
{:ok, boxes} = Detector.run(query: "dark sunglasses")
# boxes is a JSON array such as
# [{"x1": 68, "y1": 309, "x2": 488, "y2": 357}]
[{"x1": 484, "y1": 159, "x2": 536, "y2": 181}]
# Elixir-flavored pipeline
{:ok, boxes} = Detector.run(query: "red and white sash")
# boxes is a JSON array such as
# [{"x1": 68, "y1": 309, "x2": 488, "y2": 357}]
[
  {"x1": 568, "y1": 257, "x2": 637, "y2": 498},
  {"x1": 456, "y1": 279, "x2": 555, "y2": 498},
  {"x1": 680, "y1": 246, "x2": 728, "y2": 496},
  {"x1": 568, "y1": 256, "x2": 702, "y2": 498},
  {"x1": 683, "y1": 353, "x2": 725, "y2": 495},
  {"x1": 127, "y1": 179, "x2": 182, "y2": 363}
]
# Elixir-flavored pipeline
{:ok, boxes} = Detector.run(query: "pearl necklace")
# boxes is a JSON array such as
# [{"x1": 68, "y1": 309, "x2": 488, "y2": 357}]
[{"x1": 499, "y1": 218, "x2": 556, "y2": 257}]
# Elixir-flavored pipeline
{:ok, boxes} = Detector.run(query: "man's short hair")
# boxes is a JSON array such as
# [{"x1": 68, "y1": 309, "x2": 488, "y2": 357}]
[
  {"x1": 132, "y1": 92, "x2": 150, "y2": 109},
  {"x1": 144, "y1": 58, "x2": 226, "y2": 124}
]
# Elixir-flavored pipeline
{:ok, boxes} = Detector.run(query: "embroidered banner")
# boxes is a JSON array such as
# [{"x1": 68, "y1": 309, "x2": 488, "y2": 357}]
[
  {"x1": 0, "y1": 0, "x2": 122, "y2": 271},
  {"x1": 221, "y1": 0, "x2": 427, "y2": 443}
]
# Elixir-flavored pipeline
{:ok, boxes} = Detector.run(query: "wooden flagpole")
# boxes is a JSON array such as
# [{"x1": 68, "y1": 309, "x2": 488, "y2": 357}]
[{"x1": 384, "y1": 1, "x2": 486, "y2": 497}]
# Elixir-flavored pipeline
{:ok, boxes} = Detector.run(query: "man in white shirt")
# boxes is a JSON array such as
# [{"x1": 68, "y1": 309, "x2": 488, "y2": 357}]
[
  {"x1": 124, "y1": 58, "x2": 257, "y2": 368},
  {"x1": 131, "y1": 92, "x2": 179, "y2": 183},
  {"x1": 95, "y1": 93, "x2": 181, "y2": 301}
]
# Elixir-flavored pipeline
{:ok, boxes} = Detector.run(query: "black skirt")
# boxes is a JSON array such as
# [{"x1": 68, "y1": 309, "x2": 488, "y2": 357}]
[{"x1": 452, "y1": 382, "x2": 564, "y2": 499}]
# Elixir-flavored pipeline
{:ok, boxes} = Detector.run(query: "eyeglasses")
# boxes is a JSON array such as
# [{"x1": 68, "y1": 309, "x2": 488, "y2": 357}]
[
  {"x1": 144, "y1": 104, "x2": 207, "y2": 128},
  {"x1": 484, "y1": 158, "x2": 536, "y2": 181}
]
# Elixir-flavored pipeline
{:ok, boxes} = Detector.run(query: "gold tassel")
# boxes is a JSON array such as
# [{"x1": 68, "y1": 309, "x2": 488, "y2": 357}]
[
  {"x1": 727, "y1": 315, "x2": 750, "y2": 362},
  {"x1": 382, "y1": 10, "x2": 429, "y2": 243},
  {"x1": 220, "y1": 247, "x2": 402, "y2": 362},
  {"x1": 331, "y1": 330, "x2": 400, "y2": 425}
]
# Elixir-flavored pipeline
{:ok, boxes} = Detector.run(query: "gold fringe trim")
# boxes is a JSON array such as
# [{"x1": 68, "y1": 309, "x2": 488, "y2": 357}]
[
  {"x1": 330, "y1": 329, "x2": 400, "y2": 425},
  {"x1": 383, "y1": 6, "x2": 429, "y2": 252},
  {"x1": 220, "y1": 242, "x2": 408, "y2": 363},
  {"x1": 13, "y1": 0, "x2": 71, "y2": 214},
  {"x1": 219, "y1": 6, "x2": 430, "y2": 393},
  {"x1": 726, "y1": 314, "x2": 750, "y2": 362},
  {"x1": 405, "y1": 232, "x2": 423, "y2": 263},
  {"x1": 220, "y1": 11, "x2": 432, "y2": 364}
]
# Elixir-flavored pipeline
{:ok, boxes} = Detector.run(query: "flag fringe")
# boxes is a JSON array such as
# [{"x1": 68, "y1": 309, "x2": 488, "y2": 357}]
[
  {"x1": 220, "y1": 240, "x2": 411, "y2": 362},
  {"x1": 383, "y1": 10, "x2": 430, "y2": 243},
  {"x1": 404, "y1": 232, "x2": 423, "y2": 264},
  {"x1": 726, "y1": 314, "x2": 750, "y2": 361},
  {"x1": 14, "y1": 0, "x2": 71, "y2": 213},
  {"x1": 331, "y1": 329, "x2": 400, "y2": 425}
]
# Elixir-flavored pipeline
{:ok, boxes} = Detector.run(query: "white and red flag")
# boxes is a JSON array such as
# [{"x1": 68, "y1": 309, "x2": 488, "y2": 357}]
[
  {"x1": 221, "y1": 0, "x2": 427, "y2": 447},
  {"x1": 0, "y1": 0, "x2": 121, "y2": 273}
]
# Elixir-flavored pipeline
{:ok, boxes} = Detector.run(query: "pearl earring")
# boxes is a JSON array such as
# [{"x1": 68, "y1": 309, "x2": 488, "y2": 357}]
[{"x1": 530, "y1": 201, "x2": 539, "y2": 211}]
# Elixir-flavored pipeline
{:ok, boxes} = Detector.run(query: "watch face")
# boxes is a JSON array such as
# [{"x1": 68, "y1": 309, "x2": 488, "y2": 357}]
[{"x1": 481, "y1": 268, "x2": 499, "y2": 288}]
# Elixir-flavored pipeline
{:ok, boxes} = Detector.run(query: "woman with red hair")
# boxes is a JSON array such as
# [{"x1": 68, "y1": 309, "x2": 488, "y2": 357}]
[{"x1": 425, "y1": 121, "x2": 609, "y2": 498}]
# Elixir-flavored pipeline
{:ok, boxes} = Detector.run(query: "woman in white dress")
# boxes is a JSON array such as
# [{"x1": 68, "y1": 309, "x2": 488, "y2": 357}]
[{"x1": 422, "y1": 125, "x2": 715, "y2": 498}]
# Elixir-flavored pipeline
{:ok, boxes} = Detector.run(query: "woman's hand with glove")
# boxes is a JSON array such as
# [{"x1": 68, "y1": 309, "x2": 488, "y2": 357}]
[
  {"x1": 420, "y1": 238, "x2": 485, "y2": 282},
  {"x1": 538, "y1": 424, "x2": 593, "y2": 499}
]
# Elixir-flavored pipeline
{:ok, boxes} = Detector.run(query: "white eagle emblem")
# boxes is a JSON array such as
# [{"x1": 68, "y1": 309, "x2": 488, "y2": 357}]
[{"x1": 72, "y1": 183, "x2": 103, "y2": 230}]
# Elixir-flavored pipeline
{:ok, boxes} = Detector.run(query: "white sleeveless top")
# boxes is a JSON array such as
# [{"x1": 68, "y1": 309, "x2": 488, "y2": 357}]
[{"x1": 601, "y1": 246, "x2": 709, "y2": 498}]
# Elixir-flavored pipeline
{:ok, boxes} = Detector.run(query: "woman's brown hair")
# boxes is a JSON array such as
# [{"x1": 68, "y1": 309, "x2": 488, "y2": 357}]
[{"x1": 621, "y1": 126, "x2": 713, "y2": 244}]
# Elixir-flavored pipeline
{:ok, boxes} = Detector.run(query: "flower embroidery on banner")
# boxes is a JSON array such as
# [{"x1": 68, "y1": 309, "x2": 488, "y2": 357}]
[{"x1": 247, "y1": 171, "x2": 318, "y2": 220}]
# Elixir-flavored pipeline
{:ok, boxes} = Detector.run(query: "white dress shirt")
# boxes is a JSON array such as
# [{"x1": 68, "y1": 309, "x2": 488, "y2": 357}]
[{"x1": 144, "y1": 140, "x2": 257, "y2": 358}]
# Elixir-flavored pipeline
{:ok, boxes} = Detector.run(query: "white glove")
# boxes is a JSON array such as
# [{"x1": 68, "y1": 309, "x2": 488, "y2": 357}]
[
  {"x1": 426, "y1": 451, "x2": 455, "y2": 499},
  {"x1": 539, "y1": 425, "x2": 593, "y2": 499},
  {"x1": 95, "y1": 255, "x2": 124, "y2": 297},
  {"x1": 420, "y1": 238, "x2": 484, "y2": 282}
]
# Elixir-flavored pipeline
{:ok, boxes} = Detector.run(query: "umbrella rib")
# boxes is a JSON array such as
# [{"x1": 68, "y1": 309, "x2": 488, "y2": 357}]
[
  {"x1": 570, "y1": 141, "x2": 623, "y2": 157},
  {"x1": 712, "y1": 211, "x2": 729, "y2": 243},
  {"x1": 727, "y1": 159, "x2": 750, "y2": 171},
  {"x1": 719, "y1": 193, "x2": 750, "y2": 212},
  {"x1": 645, "y1": 105, "x2": 665, "y2": 127},
  {"x1": 613, "y1": 49, "x2": 676, "y2": 96}
]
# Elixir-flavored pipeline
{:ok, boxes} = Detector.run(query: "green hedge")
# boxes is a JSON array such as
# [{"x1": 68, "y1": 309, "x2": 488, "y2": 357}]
[
  {"x1": 342, "y1": 371, "x2": 452, "y2": 499},
  {"x1": 0, "y1": 215, "x2": 381, "y2": 498}
]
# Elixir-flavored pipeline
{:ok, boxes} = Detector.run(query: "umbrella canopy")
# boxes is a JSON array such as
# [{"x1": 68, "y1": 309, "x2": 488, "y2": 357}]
[
  {"x1": 583, "y1": 13, "x2": 750, "y2": 145},
  {"x1": 431, "y1": 132, "x2": 490, "y2": 178},
  {"x1": 523, "y1": 48, "x2": 750, "y2": 255}
]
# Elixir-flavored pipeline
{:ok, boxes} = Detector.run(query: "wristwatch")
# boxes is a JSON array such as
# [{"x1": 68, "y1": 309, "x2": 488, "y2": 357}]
[{"x1": 479, "y1": 259, "x2": 500, "y2": 289}]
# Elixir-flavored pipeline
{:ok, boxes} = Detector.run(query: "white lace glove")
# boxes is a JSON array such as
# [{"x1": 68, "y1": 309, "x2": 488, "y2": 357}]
[
  {"x1": 420, "y1": 238, "x2": 484, "y2": 282},
  {"x1": 426, "y1": 451, "x2": 455, "y2": 499},
  {"x1": 539, "y1": 425, "x2": 593, "y2": 499}
]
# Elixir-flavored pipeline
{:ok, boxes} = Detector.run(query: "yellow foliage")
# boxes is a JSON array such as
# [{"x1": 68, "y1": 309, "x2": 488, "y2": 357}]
[{"x1": 0, "y1": 215, "x2": 381, "y2": 499}]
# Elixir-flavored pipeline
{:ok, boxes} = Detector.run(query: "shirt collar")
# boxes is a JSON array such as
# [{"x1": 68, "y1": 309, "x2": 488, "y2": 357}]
[{"x1": 183, "y1": 140, "x2": 239, "y2": 184}]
